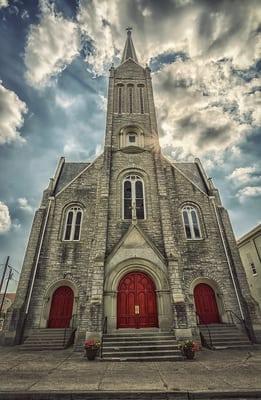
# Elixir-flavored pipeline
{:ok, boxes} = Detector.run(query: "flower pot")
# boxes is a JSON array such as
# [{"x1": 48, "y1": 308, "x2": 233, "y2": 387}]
[
  {"x1": 183, "y1": 349, "x2": 195, "y2": 360},
  {"x1": 85, "y1": 348, "x2": 98, "y2": 360}
]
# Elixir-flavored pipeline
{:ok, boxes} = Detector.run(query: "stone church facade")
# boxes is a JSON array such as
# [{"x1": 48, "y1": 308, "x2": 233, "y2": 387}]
[{"x1": 3, "y1": 30, "x2": 261, "y2": 349}]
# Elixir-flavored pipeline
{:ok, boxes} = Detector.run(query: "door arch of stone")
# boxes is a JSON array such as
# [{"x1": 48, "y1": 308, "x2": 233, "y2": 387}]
[
  {"x1": 104, "y1": 258, "x2": 172, "y2": 332},
  {"x1": 117, "y1": 271, "x2": 158, "y2": 329}
]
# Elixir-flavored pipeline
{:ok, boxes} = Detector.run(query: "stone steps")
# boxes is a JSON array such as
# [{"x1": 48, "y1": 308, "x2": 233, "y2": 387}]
[
  {"x1": 199, "y1": 324, "x2": 252, "y2": 349},
  {"x1": 102, "y1": 332, "x2": 183, "y2": 361},
  {"x1": 21, "y1": 328, "x2": 75, "y2": 351}
]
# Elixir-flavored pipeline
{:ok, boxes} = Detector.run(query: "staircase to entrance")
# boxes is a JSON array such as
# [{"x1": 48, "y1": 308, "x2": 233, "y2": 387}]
[
  {"x1": 199, "y1": 323, "x2": 252, "y2": 349},
  {"x1": 21, "y1": 328, "x2": 75, "y2": 350},
  {"x1": 101, "y1": 331, "x2": 183, "y2": 361}
]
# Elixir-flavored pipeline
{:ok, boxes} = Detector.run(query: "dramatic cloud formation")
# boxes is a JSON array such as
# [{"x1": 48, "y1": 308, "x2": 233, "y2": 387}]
[
  {"x1": 0, "y1": 82, "x2": 27, "y2": 144},
  {"x1": 228, "y1": 167, "x2": 259, "y2": 184},
  {"x1": 17, "y1": 198, "x2": 33, "y2": 213},
  {"x1": 0, "y1": 0, "x2": 8, "y2": 9},
  {"x1": 0, "y1": 202, "x2": 11, "y2": 234},
  {"x1": 237, "y1": 186, "x2": 261, "y2": 203},
  {"x1": 24, "y1": 0, "x2": 80, "y2": 87},
  {"x1": 77, "y1": 0, "x2": 120, "y2": 75}
]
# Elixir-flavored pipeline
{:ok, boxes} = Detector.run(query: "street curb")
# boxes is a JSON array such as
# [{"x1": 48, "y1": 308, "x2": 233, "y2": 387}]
[{"x1": 0, "y1": 390, "x2": 261, "y2": 399}]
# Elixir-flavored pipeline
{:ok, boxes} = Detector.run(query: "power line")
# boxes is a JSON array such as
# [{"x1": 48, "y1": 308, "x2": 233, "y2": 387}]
[{"x1": 8, "y1": 265, "x2": 20, "y2": 275}]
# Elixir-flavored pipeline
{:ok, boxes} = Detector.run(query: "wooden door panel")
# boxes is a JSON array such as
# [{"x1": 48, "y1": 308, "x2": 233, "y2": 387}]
[
  {"x1": 117, "y1": 272, "x2": 158, "y2": 328},
  {"x1": 194, "y1": 283, "x2": 220, "y2": 324},
  {"x1": 48, "y1": 286, "x2": 74, "y2": 328}
]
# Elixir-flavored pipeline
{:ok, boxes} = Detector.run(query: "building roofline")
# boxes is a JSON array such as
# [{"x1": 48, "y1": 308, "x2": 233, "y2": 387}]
[{"x1": 237, "y1": 224, "x2": 261, "y2": 246}]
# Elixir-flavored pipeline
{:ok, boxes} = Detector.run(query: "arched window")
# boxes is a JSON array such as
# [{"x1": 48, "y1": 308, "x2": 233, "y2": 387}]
[
  {"x1": 182, "y1": 205, "x2": 201, "y2": 239},
  {"x1": 138, "y1": 84, "x2": 144, "y2": 114},
  {"x1": 117, "y1": 84, "x2": 124, "y2": 114},
  {"x1": 123, "y1": 175, "x2": 145, "y2": 220},
  {"x1": 119, "y1": 126, "x2": 144, "y2": 149},
  {"x1": 128, "y1": 84, "x2": 134, "y2": 113},
  {"x1": 63, "y1": 206, "x2": 83, "y2": 241}
]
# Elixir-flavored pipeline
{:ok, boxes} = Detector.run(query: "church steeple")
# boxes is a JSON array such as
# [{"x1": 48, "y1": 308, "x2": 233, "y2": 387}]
[{"x1": 121, "y1": 27, "x2": 138, "y2": 63}]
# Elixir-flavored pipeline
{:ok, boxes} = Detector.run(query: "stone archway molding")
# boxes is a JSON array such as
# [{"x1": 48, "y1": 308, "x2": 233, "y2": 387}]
[
  {"x1": 189, "y1": 277, "x2": 225, "y2": 324},
  {"x1": 104, "y1": 257, "x2": 172, "y2": 332},
  {"x1": 40, "y1": 278, "x2": 79, "y2": 328}
]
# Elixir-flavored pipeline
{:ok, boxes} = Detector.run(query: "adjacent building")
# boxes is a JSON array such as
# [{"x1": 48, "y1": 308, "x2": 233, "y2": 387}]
[{"x1": 238, "y1": 224, "x2": 261, "y2": 310}]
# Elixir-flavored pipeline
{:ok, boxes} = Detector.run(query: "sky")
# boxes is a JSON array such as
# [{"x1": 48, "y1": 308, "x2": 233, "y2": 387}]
[{"x1": 0, "y1": 0, "x2": 260, "y2": 291}]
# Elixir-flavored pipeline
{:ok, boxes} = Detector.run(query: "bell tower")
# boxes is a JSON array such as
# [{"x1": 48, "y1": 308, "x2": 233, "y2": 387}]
[{"x1": 104, "y1": 28, "x2": 160, "y2": 153}]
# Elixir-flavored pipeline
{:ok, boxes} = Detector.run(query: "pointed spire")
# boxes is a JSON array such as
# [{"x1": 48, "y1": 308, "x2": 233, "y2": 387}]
[{"x1": 121, "y1": 27, "x2": 138, "y2": 63}]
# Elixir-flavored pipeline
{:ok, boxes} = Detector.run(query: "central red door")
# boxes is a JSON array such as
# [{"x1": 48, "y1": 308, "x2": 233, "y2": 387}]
[
  {"x1": 48, "y1": 286, "x2": 74, "y2": 328},
  {"x1": 117, "y1": 272, "x2": 158, "y2": 329},
  {"x1": 194, "y1": 283, "x2": 220, "y2": 324}
]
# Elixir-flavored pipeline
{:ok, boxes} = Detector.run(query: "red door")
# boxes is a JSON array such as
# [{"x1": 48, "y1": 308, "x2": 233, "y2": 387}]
[
  {"x1": 117, "y1": 272, "x2": 158, "y2": 328},
  {"x1": 194, "y1": 283, "x2": 220, "y2": 324},
  {"x1": 48, "y1": 286, "x2": 74, "y2": 328}
]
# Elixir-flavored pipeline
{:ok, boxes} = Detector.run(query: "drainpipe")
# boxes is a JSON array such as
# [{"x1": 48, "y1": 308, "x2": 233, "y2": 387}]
[
  {"x1": 210, "y1": 196, "x2": 245, "y2": 320},
  {"x1": 25, "y1": 197, "x2": 53, "y2": 314}
]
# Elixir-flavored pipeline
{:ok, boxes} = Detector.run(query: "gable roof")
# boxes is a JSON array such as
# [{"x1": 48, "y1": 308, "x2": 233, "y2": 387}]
[
  {"x1": 173, "y1": 162, "x2": 209, "y2": 194},
  {"x1": 106, "y1": 223, "x2": 166, "y2": 265},
  {"x1": 54, "y1": 162, "x2": 89, "y2": 194}
]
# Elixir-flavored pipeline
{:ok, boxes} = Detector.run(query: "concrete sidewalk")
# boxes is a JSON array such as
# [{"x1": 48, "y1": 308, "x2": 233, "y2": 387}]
[{"x1": 0, "y1": 346, "x2": 261, "y2": 398}]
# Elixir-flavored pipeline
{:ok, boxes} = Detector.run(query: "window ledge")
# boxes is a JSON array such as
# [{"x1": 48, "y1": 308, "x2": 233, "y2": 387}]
[
  {"x1": 185, "y1": 238, "x2": 204, "y2": 242},
  {"x1": 62, "y1": 240, "x2": 81, "y2": 243},
  {"x1": 120, "y1": 146, "x2": 145, "y2": 154}
]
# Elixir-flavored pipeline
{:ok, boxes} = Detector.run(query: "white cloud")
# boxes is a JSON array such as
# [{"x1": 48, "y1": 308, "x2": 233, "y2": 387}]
[
  {"x1": 55, "y1": 93, "x2": 76, "y2": 109},
  {"x1": 152, "y1": 55, "x2": 261, "y2": 165},
  {"x1": 0, "y1": 0, "x2": 8, "y2": 8},
  {"x1": 24, "y1": 0, "x2": 80, "y2": 87},
  {"x1": 77, "y1": 0, "x2": 120, "y2": 76},
  {"x1": 237, "y1": 186, "x2": 261, "y2": 202},
  {"x1": 17, "y1": 198, "x2": 33, "y2": 213},
  {"x1": 0, "y1": 82, "x2": 27, "y2": 145},
  {"x1": 73, "y1": 1, "x2": 261, "y2": 167},
  {"x1": 0, "y1": 202, "x2": 11, "y2": 234},
  {"x1": 228, "y1": 166, "x2": 259, "y2": 184}
]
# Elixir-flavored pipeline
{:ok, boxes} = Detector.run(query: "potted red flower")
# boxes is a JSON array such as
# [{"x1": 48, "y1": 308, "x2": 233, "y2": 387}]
[
  {"x1": 179, "y1": 340, "x2": 201, "y2": 360},
  {"x1": 84, "y1": 339, "x2": 101, "y2": 360}
]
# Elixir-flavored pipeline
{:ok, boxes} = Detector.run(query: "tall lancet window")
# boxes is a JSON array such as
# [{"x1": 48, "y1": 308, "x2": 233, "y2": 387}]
[
  {"x1": 128, "y1": 84, "x2": 133, "y2": 113},
  {"x1": 117, "y1": 84, "x2": 124, "y2": 114},
  {"x1": 138, "y1": 84, "x2": 144, "y2": 114},
  {"x1": 64, "y1": 206, "x2": 83, "y2": 241},
  {"x1": 182, "y1": 205, "x2": 201, "y2": 239},
  {"x1": 123, "y1": 175, "x2": 145, "y2": 220}
]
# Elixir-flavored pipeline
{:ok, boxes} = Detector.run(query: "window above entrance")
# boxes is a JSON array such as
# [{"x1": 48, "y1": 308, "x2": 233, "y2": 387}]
[{"x1": 123, "y1": 175, "x2": 145, "y2": 220}]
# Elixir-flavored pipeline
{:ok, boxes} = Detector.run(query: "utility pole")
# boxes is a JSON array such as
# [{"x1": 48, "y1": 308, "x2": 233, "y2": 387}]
[
  {"x1": 0, "y1": 267, "x2": 13, "y2": 316},
  {"x1": 0, "y1": 256, "x2": 9, "y2": 294}
]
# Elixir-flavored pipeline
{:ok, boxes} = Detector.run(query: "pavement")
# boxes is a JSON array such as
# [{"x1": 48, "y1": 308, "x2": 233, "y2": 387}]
[{"x1": 0, "y1": 345, "x2": 261, "y2": 399}]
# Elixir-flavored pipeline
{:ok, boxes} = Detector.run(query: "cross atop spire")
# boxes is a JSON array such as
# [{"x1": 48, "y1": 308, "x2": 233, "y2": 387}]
[{"x1": 121, "y1": 27, "x2": 138, "y2": 63}]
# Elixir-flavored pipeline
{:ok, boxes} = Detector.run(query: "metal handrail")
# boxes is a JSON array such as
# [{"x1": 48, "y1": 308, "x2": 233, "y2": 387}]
[
  {"x1": 100, "y1": 316, "x2": 108, "y2": 359},
  {"x1": 225, "y1": 309, "x2": 253, "y2": 343},
  {"x1": 195, "y1": 312, "x2": 213, "y2": 349},
  {"x1": 63, "y1": 314, "x2": 77, "y2": 348}
]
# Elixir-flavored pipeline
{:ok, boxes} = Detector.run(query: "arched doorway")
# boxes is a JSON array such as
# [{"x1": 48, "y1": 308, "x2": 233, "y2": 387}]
[
  {"x1": 117, "y1": 271, "x2": 158, "y2": 328},
  {"x1": 194, "y1": 283, "x2": 220, "y2": 324},
  {"x1": 48, "y1": 286, "x2": 74, "y2": 328}
]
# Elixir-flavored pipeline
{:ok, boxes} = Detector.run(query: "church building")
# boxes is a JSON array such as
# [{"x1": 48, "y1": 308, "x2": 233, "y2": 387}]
[{"x1": 3, "y1": 30, "x2": 261, "y2": 359}]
